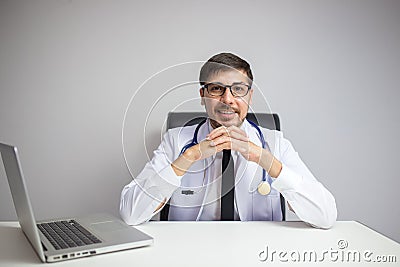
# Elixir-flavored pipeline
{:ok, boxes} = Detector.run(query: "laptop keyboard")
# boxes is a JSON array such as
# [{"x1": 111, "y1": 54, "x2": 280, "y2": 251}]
[{"x1": 37, "y1": 220, "x2": 102, "y2": 250}]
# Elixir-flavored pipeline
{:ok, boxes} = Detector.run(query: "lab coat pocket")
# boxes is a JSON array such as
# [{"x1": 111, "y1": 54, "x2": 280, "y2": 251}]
[
  {"x1": 168, "y1": 188, "x2": 204, "y2": 220},
  {"x1": 170, "y1": 187, "x2": 205, "y2": 207},
  {"x1": 252, "y1": 191, "x2": 283, "y2": 221},
  {"x1": 170, "y1": 162, "x2": 206, "y2": 208}
]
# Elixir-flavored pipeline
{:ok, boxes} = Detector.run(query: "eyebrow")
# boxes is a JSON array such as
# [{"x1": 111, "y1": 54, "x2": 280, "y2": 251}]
[{"x1": 207, "y1": 82, "x2": 249, "y2": 86}]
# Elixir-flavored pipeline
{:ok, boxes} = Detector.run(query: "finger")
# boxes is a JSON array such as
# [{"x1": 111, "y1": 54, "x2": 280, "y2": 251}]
[
  {"x1": 214, "y1": 139, "x2": 251, "y2": 152},
  {"x1": 209, "y1": 135, "x2": 232, "y2": 147},
  {"x1": 226, "y1": 130, "x2": 249, "y2": 142},
  {"x1": 227, "y1": 125, "x2": 247, "y2": 137},
  {"x1": 207, "y1": 126, "x2": 249, "y2": 141},
  {"x1": 231, "y1": 141, "x2": 263, "y2": 162},
  {"x1": 208, "y1": 129, "x2": 248, "y2": 143},
  {"x1": 195, "y1": 140, "x2": 219, "y2": 160},
  {"x1": 207, "y1": 126, "x2": 229, "y2": 140},
  {"x1": 217, "y1": 138, "x2": 254, "y2": 154},
  {"x1": 223, "y1": 138, "x2": 250, "y2": 153},
  {"x1": 210, "y1": 132, "x2": 248, "y2": 146},
  {"x1": 215, "y1": 142, "x2": 232, "y2": 152},
  {"x1": 213, "y1": 138, "x2": 247, "y2": 152}
]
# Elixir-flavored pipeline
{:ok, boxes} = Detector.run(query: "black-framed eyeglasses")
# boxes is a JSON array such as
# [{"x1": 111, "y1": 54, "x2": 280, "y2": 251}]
[{"x1": 202, "y1": 82, "x2": 251, "y2": 97}]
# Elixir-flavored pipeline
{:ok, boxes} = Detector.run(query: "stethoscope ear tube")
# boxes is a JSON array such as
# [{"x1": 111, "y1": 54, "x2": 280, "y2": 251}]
[
  {"x1": 179, "y1": 118, "x2": 208, "y2": 155},
  {"x1": 247, "y1": 120, "x2": 271, "y2": 184}
]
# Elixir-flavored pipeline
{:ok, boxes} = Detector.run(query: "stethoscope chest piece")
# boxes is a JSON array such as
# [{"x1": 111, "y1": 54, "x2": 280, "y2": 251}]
[{"x1": 257, "y1": 181, "x2": 271, "y2": 196}]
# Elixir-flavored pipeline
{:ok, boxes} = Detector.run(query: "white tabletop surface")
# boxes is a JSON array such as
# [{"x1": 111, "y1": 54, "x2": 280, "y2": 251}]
[{"x1": 0, "y1": 221, "x2": 399, "y2": 267}]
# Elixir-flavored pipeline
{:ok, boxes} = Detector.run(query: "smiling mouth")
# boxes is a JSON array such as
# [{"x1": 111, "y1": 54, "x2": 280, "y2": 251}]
[
  {"x1": 210, "y1": 109, "x2": 238, "y2": 127},
  {"x1": 215, "y1": 109, "x2": 238, "y2": 121},
  {"x1": 217, "y1": 110, "x2": 236, "y2": 115}
]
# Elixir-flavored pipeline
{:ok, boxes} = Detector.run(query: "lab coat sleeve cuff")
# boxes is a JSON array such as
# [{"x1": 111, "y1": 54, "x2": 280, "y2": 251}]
[
  {"x1": 271, "y1": 163, "x2": 302, "y2": 192},
  {"x1": 154, "y1": 164, "x2": 183, "y2": 197}
]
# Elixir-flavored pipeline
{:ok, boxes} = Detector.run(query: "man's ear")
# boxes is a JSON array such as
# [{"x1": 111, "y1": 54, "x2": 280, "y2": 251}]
[{"x1": 199, "y1": 88, "x2": 205, "y2": 105}]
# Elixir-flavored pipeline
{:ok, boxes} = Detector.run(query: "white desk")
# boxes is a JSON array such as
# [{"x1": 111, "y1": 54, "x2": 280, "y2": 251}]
[{"x1": 0, "y1": 221, "x2": 399, "y2": 267}]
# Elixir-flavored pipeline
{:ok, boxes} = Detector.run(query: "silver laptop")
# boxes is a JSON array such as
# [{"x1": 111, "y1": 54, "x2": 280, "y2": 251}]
[{"x1": 0, "y1": 142, "x2": 153, "y2": 263}]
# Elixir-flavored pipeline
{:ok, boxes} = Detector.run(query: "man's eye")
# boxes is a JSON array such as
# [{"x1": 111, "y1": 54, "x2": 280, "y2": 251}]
[
  {"x1": 210, "y1": 86, "x2": 223, "y2": 91},
  {"x1": 232, "y1": 86, "x2": 246, "y2": 93}
]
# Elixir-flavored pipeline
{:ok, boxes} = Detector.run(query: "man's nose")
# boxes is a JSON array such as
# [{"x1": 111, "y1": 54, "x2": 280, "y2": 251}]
[{"x1": 220, "y1": 87, "x2": 235, "y2": 103}]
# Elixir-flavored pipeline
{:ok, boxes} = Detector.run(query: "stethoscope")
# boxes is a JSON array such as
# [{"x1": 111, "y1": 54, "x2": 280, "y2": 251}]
[{"x1": 179, "y1": 118, "x2": 273, "y2": 196}]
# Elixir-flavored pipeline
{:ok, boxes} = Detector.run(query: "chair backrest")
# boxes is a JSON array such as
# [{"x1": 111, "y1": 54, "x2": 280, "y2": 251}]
[{"x1": 161, "y1": 112, "x2": 285, "y2": 221}]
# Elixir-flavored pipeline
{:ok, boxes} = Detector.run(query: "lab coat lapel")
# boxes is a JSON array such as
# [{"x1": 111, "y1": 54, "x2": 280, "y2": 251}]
[
  {"x1": 187, "y1": 119, "x2": 212, "y2": 220},
  {"x1": 234, "y1": 120, "x2": 264, "y2": 221}
]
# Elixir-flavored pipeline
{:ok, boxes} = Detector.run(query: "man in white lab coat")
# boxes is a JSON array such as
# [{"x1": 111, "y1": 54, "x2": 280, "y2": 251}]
[{"x1": 120, "y1": 53, "x2": 337, "y2": 228}]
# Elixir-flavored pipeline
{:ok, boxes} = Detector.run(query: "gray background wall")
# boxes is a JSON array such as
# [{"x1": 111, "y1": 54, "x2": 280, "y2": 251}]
[{"x1": 1, "y1": 0, "x2": 399, "y2": 242}]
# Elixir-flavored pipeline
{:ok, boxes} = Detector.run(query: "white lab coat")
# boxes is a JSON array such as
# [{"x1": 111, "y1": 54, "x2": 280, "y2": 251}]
[{"x1": 120, "y1": 119, "x2": 337, "y2": 228}]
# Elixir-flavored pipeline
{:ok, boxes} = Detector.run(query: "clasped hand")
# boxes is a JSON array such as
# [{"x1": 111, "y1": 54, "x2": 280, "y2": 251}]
[{"x1": 183, "y1": 125, "x2": 263, "y2": 163}]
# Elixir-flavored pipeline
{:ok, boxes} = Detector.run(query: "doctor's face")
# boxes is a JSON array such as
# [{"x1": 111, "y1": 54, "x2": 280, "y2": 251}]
[{"x1": 200, "y1": 69, "x2": 253, "y2": 128}]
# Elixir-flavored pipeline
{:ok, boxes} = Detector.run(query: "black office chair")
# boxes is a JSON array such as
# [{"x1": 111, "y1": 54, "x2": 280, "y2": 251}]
[{"x1": 160, "y1": 112, "x2": 286, "y2": 221}]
